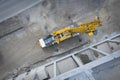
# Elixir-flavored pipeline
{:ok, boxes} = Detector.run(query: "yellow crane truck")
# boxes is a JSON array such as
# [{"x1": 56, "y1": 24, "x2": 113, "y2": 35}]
[{"x1": 39, "y1": 17, "x2": 102, "y2": 48}]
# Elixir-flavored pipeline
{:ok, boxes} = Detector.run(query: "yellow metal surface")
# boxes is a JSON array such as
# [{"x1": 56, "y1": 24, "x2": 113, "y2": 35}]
[
  {"x1": 69, "y1": 17, "x2": 102, "y2": 34},
  {"x1": 53, "y1": 30, "x2": 72, "y2": 44},
  {"x1": 52, "y1": 17, "x2": 102, "y2": 44},
  {"x1": 88, "y1": 32, "x2": 94, "y2": 36},
  {"x1": 52, "y1": 27, "x2": 70, "y2": 36}
]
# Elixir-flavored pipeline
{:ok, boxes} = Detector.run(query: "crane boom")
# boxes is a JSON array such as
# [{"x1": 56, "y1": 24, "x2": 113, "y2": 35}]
[{"x1": 39, "y1": 17, "x2": 102, "y2": 48}]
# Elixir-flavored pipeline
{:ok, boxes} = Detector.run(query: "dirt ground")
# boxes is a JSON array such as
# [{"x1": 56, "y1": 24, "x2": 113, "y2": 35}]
[{"x1": 0, "y1": 0, "x2": 120, "y2": 79}]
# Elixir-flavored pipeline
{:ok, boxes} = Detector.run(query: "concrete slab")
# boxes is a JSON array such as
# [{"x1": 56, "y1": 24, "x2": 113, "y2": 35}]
[
  {"x1": 56, "y1": 57, "x2": 78, "y2": 74},
  {"x1": 66, "y1": 72, "x2": 90, "y2": 80},
  {"x1": 46, "y1": 64, "x2": 54, "y2": 78},
  {"x1": 92, "y1": 58, "x2": 120, "y2": 80}
]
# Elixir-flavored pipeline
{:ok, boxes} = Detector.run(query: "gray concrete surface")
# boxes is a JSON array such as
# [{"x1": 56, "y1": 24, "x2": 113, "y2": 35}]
[
  {"x1": 92, "y1": 57, "x2": 120, "y2": 80},
  {"x1": 0, "y1": 0, "x2": 120, "y2": 79},
  {"x1": 0, "y1": 0, "x2": 42, "y2": 22},
  {"x1": 0, "y1": 17, "x2": 22, "y2": 38},
  {"x1": 66, "y1": 72, "x2": 91, "y2": 80}
]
